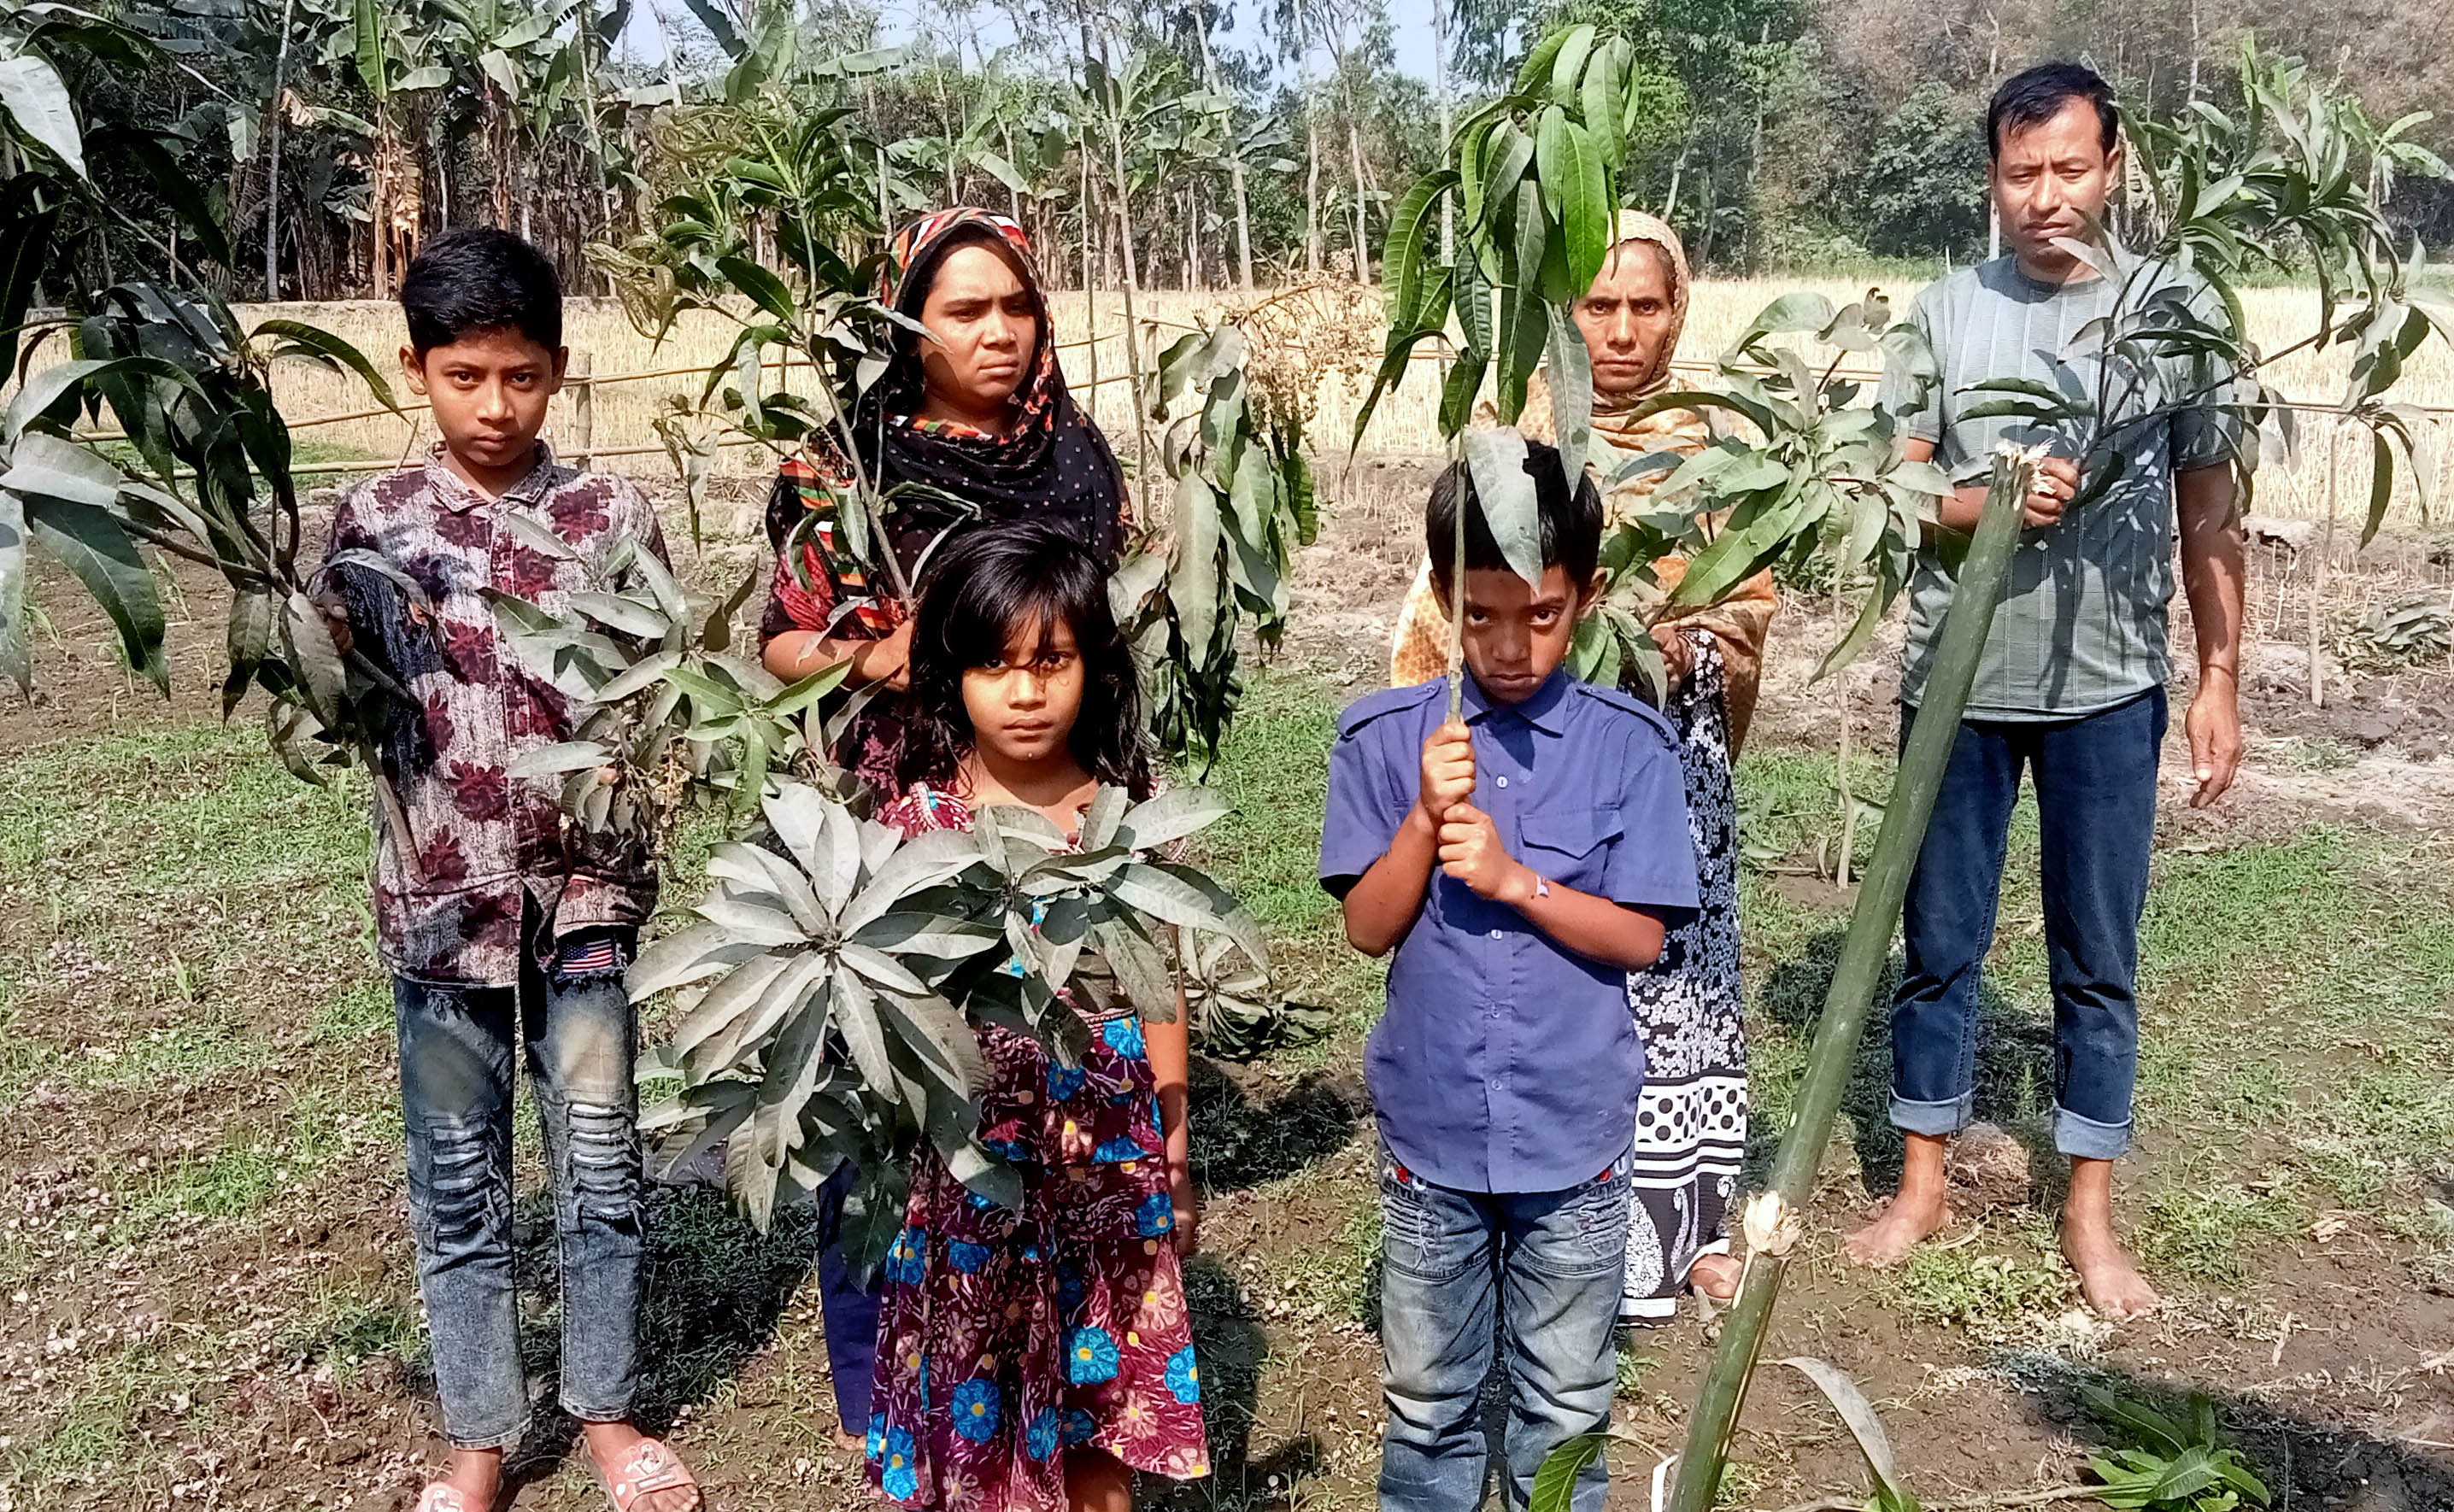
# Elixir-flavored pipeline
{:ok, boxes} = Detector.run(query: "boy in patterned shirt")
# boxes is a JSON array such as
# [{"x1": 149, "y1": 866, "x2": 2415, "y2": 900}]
[{"x1": 320, "y1": 229, "x2": 700, "y2": 1512}]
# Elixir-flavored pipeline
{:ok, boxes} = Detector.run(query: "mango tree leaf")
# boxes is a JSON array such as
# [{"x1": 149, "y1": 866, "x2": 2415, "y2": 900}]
[
  {"x1": 1527, "y1": 1433, "x2": 1608, "y2": 1512},
  {"x1": 254, "y1": 319, "x2": 402, "y2": 413},
  {"x1": 0, "y1": 56, "x2": 85, "y2": 178},
  {"x1": 26, "y1": 497, "x2": 166, "y2": 689},
  {"x1": 1776, "y1": 1357, "x2": 1912, "y2": 1511},
  {"x1": 1461, "y1": 425, "x2": 1543, "y2": 589},
  {"x1": 630, "y1": 921, "x2": 766, "y2": 999},
  {"x1": 1115, "y1": 786, "x2": 1231, "y2": 853},
  {"x1": 1546, "y1": 305, "x2": 1594, "y2": 495}
]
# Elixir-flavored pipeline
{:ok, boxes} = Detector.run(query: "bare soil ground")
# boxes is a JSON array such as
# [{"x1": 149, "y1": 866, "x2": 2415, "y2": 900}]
[{"x1": 5, "y1": 466, "x2": 2454, "y2": 1512}]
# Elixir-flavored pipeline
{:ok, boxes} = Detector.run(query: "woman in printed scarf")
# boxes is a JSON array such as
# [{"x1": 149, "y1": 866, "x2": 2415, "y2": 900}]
[
  {"x1": 1388, "y1": 211, "x2": 1772, "y2": 1321},
  {"x1": 755, "y1": 208, "x2": 1132, "y2": 1448},
  {"x1": 759, "y1": 208, "x2": 1130, "y2": 784}
]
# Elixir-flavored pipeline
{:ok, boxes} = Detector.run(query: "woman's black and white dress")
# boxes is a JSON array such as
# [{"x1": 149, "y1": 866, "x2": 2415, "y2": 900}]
[{"x1": 1622, "y1": 630, "x2": 1748, "y2": 1322}]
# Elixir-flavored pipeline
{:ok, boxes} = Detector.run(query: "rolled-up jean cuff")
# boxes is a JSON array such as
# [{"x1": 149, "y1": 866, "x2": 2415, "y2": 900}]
[
  {"x1": 1889, "y1": 1089, "x2": 1975, "y2": 1138},
  {"x1": 2055, "y1": 1105, "x2": 2134, "y2": 1160},
  {"x1": 561, "y1": 1395, "x2": 635, "y2": 1426},
  {"x1": 446, "y1": 1420, "x2": 529, "y2": 1452}
]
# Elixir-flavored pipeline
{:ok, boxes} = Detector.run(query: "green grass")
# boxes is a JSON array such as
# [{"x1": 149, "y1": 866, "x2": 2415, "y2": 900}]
[
  {"x1": 1886, "y1": 1228, "x2": 2074, "y2": 1336},
  {"x1": 1730, "y1": 738, "x2": 2454, "y2": 1294},
  {"x1": 0, "y1": 718, "x2": 367, "y2": 905},
  {"x1": 1182, "y1": 670, "x2": 1386, "y2": 1057}
]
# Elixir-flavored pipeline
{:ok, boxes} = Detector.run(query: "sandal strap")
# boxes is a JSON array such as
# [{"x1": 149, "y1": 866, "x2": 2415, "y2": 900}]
[
  {"x1": 417, "y1": 1486, "x2": 473, "y2": 1512},
  {"x1": 608, "y1": 1439, "x2": 701, "y2": 1511}
]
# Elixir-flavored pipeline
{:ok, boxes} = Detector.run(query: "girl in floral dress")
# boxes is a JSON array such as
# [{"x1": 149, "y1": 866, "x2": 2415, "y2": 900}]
[{"x1": 866, "y1": 522, "x2": 1208, "y2": 1512}]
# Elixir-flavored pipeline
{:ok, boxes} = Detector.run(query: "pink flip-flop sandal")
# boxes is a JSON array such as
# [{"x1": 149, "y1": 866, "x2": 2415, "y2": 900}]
[{"x1": 597, "y1": 1437, "x2": 702, "y2": 1512}]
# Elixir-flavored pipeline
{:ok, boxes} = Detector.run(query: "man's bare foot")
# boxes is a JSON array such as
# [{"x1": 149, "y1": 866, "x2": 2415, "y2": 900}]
[
  {"x1": 2061, "y1": 1211, "x2": 2159, "y2": 1322},
  {"x1": 581, "y1": 1420, "x2": 702, "y2": 1512},
  {"x1": 1688, "y1": 1251, "x2": 1743, "y2": 1300},
  {"x1": 1843, "y1": 1190, "x2": 1957, "y2": 1269},
  {"x1": 422, "y1": 1447, "x2": 503, "y2": 1512}
]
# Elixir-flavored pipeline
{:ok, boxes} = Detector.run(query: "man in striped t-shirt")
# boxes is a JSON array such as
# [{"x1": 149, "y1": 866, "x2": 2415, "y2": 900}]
[{"x1": 1844, "y1": 62, "x2": 2247, "y2": 1323}]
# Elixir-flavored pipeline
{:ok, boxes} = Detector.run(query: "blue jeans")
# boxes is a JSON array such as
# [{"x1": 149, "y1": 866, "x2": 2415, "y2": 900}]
[
  {"x1": 396, "y1": 925, "x2": 643, "y2": 1450},
  {"x1": 815, "y1": 1163, "x2": 882, "y2": 1437},
  {"x1": 1891, "y1": 689, "x2": 2166, "y2": 1159},
  {"x1": 1376, "y1": 1146, "x2": 1631, "y2": 1512}
]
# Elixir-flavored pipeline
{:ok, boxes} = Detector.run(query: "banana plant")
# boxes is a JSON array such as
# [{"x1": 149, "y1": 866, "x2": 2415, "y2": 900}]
[{"x1": 634, "y1": 778, "x2": 1264, "y2": 1257}]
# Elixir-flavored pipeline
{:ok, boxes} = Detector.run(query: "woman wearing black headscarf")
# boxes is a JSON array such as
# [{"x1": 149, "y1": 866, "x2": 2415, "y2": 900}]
[
  {"x1": 760, "y1": 208, "x2": 1129, "y2": 734},
  {"x1": 758, "y1": 208, "x2": 1130, "y2": 1455}
]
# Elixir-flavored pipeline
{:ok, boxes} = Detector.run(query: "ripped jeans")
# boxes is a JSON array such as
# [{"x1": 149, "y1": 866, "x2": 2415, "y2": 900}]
[{"x1": 396, "y1": 924, "x2": 643, "y2": 1450}]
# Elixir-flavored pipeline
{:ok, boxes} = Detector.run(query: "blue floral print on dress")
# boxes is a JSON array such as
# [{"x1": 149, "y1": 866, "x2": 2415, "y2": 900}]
[
  {"x1": 1047, "y1": 1060, "x2": 1088, "y2": 1101},
  {"x1": 1067, "y1": 1325, "x2": 1120, "y2": 1385},
  {"x1": 889, "y1": 1227, "x2": 927, "y2": 1285},
  {"x1": 1093, "y1": 1136, "x2": 1152, "y2": 1163},
  {"x1": 1136, "y1": 1193, "x2": 1176, "y2": 1237},
  {"x1": 1165, "y1": 1347, "x2": 1201, "y2": 1404},
  {"x1": 948, "y1": 1239, "x2": 992, "y2": 1274},
  {"x1": 1063, "y1": 1408, "x2": 1099, "y2": 1446},
  {"x1": 881, "y1": 1426, "x2": 919, "y2": 1501},
  {"x1": 866, "y1": 1410, "x2": 886, "y2": 1461},
  {"x1": 951, "y1": 1379, "x2": 1001, "y2": 1442},
  {"x1": 1101, "y1": 1017, "x2": 1146, "y2": 1058},
  {"x1": 1026, "y1": 1406, "x2": 1063, "y2": 1460}
]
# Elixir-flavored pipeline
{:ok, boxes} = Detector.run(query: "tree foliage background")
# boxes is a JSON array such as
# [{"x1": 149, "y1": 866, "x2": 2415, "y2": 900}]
[{"x1": 44, "y1": 0, "x2": 2454, "y2": 308}]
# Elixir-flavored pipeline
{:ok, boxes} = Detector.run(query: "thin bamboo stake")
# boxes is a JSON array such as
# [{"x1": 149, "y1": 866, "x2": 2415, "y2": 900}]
[
  {"x1": 2311, "y1": 418, "x2": 2337, "y2": 709},
  {"x1": 1665, "y1": 446, "x2": 2040, "y2": 1512}
]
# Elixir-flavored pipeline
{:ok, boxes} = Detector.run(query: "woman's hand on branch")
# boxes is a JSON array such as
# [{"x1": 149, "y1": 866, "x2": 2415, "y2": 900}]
[{"x1": 1648, "y1": 623, "x2": 1694, "y2": 689}]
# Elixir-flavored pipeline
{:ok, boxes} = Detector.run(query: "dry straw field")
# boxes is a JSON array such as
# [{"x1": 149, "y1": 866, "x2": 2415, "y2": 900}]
[{"x1": 241, "y1": 278, "x2": 2454, "y2": 525}]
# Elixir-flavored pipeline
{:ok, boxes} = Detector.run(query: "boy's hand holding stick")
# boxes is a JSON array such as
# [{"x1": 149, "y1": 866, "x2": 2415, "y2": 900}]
[{"x1": 1420, "y1": 718, "x2": 1528, "y2": 903}]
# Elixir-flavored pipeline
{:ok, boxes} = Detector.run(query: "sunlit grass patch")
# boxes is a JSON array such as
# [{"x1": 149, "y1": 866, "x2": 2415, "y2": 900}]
[
  {"x1": 1178, "y1": 669, "x2": 1384, "y2": 1059},
  {"x1": 1884, "y1": 1225, "x2": 2073, "y2": 1338},
  {"x1": 0, "y1": 718, "x2": 367, "y2": 905}
]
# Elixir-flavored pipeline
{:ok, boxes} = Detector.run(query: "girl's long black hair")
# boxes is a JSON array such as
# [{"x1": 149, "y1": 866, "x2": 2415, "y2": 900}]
[{"x1": 894, "y1": 521, "x2": 1152, "y2": 798}]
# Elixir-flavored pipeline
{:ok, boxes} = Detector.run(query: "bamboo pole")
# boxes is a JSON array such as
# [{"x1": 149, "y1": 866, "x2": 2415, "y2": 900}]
[{"x1": 1664, "y1": 446, "x2": 2040, "y2": 1512}]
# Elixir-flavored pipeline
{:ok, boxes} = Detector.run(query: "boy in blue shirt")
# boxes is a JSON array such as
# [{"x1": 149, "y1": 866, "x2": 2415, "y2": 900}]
[{"x1": 1320, "y1": 442, "x2": 1698, "y2": 1512}]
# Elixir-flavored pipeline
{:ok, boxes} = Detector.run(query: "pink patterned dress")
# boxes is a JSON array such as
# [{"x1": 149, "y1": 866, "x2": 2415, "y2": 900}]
[{"x1": 866, "y1": 785, "x2": 1210, "y2": 1511}]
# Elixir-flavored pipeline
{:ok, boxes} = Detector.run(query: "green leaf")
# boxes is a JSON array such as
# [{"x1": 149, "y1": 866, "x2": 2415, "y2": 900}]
[
  {"x1": 255, "y1": 319, "x2": 402, "y2": 413},
  {"x1": 717, "y1": 253, "x2": 797, "y2": 320},
  {"x1": 23, "y1": 496, "x2": 165, "y2": 690},
  {"x1": 1512, "y1": 23, "x2": 1576, "y2": 96},
  {"x1": 1533, "y1": 105, "x2": 1571, "y2": 222},
  {"x1": 2365, "y1": 425, "x2": 2395, "y2": 545},
  {"x1": 1116, "y1": 786, "x2": 1232, "y2": 853},
  {"x1": 0, "y1": 489, "x2": 25, "y2": 694},
  {"x1": 630, "y1": 921, "x2": 766, "y2": 999},
  {"x1": 1559, "y1": 120, "x2": 1609, "y2": 315},
  {"x1": 1580, "y1": 38, "x2": 1627, "y2": 174},
  {"x1": 1462, "y1": 426, "x2": 1542, "y2": 589},
  {"x1": 0, "y1": 432, "x2": 121, "y2": 509},
  {"x1": 1476, "y1": 123, "x2": 1535, "y2": 243},
  {"x1": 1545, "y1": 305, "x2": 1593, "y2": 495},
  {"x1": 1169, "y1": 471, "x2": 1223, "y2": 654},
  {"x1": 1776, "y1": 1358, "x2": 1913, "y2": 1510},
  {"x1": 1547, "y1": 25, "x2": 1598, "y2": 110},
  {"x1": 351, "y1": 0, "x2": 388, "y2": 98},
  {"x1": 0, "y1": 55, "x2": 85, "y2": 177},
  {"x1": 1528, "y1": 1433, "x2": 1608, "y2": 1512},
  {"x1": 1381, "y1": 170, "x2": 1459, "y2": 332}
]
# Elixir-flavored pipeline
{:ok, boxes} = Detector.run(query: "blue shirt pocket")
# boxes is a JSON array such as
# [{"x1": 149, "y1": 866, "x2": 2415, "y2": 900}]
[{"x1": 1519, "y1": 807, "x2": 1623, "y2": 891}]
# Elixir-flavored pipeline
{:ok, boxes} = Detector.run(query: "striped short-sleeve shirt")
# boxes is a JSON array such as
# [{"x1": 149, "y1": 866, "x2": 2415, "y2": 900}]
[{"x1": 1880, "y1": 255, "x2": 2240, "y2": 720}]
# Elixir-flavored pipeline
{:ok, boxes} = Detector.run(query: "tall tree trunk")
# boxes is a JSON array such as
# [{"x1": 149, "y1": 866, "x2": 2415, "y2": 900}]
[
  {"x1": 1101, "y1": 76, "x2": 1152, "y2": 521},
  {"x1": 1435, "y1": 0, "x2": 1454, "y2": 263},
  {"x1": 575, "y1": 0, "x2": 618, "y2": 287},
  {"x1": 262, "y1": 0, "x2": 296, "y2": 299},
  {"x1": 1345, "y1": 101, "x2": 1369, "y2": 279},
  {"x1": 371, "y1": 102, "x2": 392, "y2": 296},
  {"x1": 1301, "y1": 56, "x2": 1322, "y2": 273},
  {"x1": 1195, "y1": 18, "x2": 1254, "y2": 291}
]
